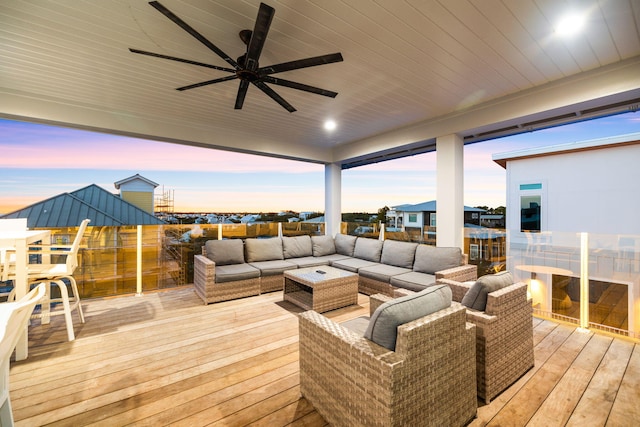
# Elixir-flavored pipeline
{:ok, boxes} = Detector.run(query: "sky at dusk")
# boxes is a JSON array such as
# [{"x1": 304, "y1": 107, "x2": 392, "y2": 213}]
[{"x1": 1, "y1": 112, "x2": 639, "y2": 215}]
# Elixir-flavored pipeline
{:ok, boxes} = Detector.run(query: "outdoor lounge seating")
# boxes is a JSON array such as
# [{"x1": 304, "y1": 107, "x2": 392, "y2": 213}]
[
  {"x1": 438, "y1": 271, "x2": 535, "y2": 403},
  {"x1": 194, "y1": 233, "x2": 477, "y2": 304},
  {"x1": 298, "y1": 285, "x2": 477, "y2": 426}
]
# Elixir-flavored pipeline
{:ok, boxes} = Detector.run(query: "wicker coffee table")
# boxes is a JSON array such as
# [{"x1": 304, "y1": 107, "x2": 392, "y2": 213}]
[{"x1": 283, "y1": 266, "x2": 358, "y2": 313}]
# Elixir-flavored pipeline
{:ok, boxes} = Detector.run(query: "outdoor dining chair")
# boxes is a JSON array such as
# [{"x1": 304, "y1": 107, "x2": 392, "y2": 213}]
[
  {"x1": 1, "y1": 283, "x2": 45, "y2": 426},
  {"x1": 3, "y1": 219, "x2": 90, "y2": 342}
]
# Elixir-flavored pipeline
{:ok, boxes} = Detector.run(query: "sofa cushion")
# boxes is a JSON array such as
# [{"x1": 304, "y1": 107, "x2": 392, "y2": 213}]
[
  {"x1": 215, "y1": 263, "x2": 260, "y2": 283},
  {"x1": 390, "y1": 271, "x2": 436, "y2": 292},
  {"x1": 364, "y1": 284, "x2": 452, "y2": 351},
  {"x1": 353, "y1": 237, "x2": 383, "y2": 263},
  {"x1": 461, "y1": 271, "x2": 513, "y2": 311},
  {"x1": 334, "y1": 233, "x2": 357, "y2": 256},
  {"x1": 381, "y1": 240, "x2": 418, "y2": 268},
  {"x1": 245, "y1": 237, "x2": 284, "y2": 263},
  {"x1": 341, "y1": 316, "x2": 370, "y2": 337},
  {"x1": 311, "y1": 235, "x2": 336, "y2": 256},
  {"x1": 205, "y1": 239, "x2": 245, "y2": 265},
  {"x1": 358, "y1": 264, "x2": 412, "y2": 283},
  {"x1": 286, "y1": 256, "x2": 330, "y2": 268},
  {"x1": 282, "y1": 235, "x2": 313, "y2": 259},
  {"x1": 331, "y1": 257, "x2": 379, "y2": 273},
  {"x1": 248, "y1": 260, "x2": 297, "y2": 276},
  {"x1": 413, "y1": 245, "x2": 462, "y2": 274}
]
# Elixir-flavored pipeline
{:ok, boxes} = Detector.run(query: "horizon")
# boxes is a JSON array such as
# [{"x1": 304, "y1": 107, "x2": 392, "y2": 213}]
[{"x1": 1, "y1": 112, "x2": 640, "y2": 215}]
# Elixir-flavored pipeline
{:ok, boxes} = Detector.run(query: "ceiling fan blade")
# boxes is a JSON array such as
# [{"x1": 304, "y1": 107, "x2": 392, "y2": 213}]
[
  {"x1": 262, "y1": 76, "x2": 338, "y2": 98},
  {"x1": 253, "y1": 81, "x2": 296, "y2": 112},
  {"x1": 260, "y1": 52, "x2": 343, "y2": 75},
  {"x1": 129, "y1": 48, "x2": 234, "y2": 72},
  {"x1": 235, "y1": 80, "x2": 250, "y2": 109},
  {"x1": 177, "y1": 75, "x2": 238, "y2": 91},
  {"x1": 149, "y1": 1, "x2": 240, "y2": 70},
  {"x1": 245, "y1": 3, "x2": 275, "y2": 71}
]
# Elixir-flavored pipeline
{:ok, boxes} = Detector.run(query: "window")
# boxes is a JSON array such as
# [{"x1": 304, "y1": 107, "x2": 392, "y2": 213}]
[
  {"x1": 519, "y1": 183, "x2": 543, "y2": 233},
  {"x1": 429, "y1": 213, "x2": 437, "y2": 227},
  {"x1": 469, "y1": 244, "x2": 479, "y2": 261},
  {"x1": 520, "y1": 195, "x2": 541, "y2": 232},
  {"x1": 408, "y1": 214, "x2": 417, "y2": 223}
]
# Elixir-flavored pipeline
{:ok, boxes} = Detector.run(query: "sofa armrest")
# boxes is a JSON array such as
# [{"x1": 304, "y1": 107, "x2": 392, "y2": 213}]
[
  {"x1": 194, "y1": 254, "x2": 215, "y2": 295},
  {"x1": 369, "y1": 293, "x2": 393, "y2": 316},
  {"x1": 437, "y1": 278, "x2": 472, "y2": 303},
  {"x1": 299, "y1": 310, "x2": 395, "y2": 359},
  {"x1": 436, "y1": 264, "x2": 477, "y2": 282}
]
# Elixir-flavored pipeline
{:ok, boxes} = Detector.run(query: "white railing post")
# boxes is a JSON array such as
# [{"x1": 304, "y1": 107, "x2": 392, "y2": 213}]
[
  {"x1": 579, "y1": 232, "x2": 589, "y2": 331},
  {"x1": 136, "y1": 225, "x2": 143, "y2": 296}
]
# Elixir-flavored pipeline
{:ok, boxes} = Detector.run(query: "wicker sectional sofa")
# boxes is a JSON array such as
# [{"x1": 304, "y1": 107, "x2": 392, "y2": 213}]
[{"x1": 193, "y1": 233, "x2": 477, "y2": 304}]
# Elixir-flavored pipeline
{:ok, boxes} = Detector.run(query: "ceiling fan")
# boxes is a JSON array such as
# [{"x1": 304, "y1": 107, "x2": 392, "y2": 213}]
[{"x1": 130, "y1": 1, "x2": 343, "y2": 113}]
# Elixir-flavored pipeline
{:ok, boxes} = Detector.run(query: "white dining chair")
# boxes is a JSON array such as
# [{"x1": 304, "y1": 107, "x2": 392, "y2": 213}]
[
  {"x1": 0, "y1": 219, "x2": 28, "y2": 300},
  {"x1": 0, "y1": 283, "x2": 45, "y2": 427},
  {"x1": 4, "y1": 219, "x2": 90, "y2": 341}
]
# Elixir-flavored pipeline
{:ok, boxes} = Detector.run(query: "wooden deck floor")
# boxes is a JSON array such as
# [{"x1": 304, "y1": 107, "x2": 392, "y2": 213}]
[{"x1": 8, "y1": 286, "x2": 640, "y2": 426}]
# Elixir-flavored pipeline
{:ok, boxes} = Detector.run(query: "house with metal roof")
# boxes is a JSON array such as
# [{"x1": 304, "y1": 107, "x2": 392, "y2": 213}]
[{"x1": 0, "y1": 183, "x2": 165, "y2": 228}]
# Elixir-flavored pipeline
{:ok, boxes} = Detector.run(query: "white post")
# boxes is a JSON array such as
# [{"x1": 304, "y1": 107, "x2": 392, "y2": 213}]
[
  {"x1": 436, "y1": 134, "x2": 464, "y2": 248},
  {"x1": 136, "y1": 225, "x2": 143, "y2": 296},
  {"x1": 325, "y1": 163, "x2": 342, "y2": 237},
  {"x1": 278, "y1": 222, "x2": 283, "y2": 237},
  {"x1": 578, "y1": 232, "x2": 589, "y2": 331}
]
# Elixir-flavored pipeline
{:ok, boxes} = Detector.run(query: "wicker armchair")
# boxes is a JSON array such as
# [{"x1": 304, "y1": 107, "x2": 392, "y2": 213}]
[
  {"x1": 438, "y1": 278, "x2": 534, "y2": 403},
  {"x1": 299, "y1": 296, "x2": 477, "y2": 427}
]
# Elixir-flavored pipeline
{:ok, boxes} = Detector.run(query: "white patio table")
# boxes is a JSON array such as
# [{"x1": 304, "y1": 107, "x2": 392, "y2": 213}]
[{"x1": 0, "y1": 229, "x2": 51, "y2": 360}]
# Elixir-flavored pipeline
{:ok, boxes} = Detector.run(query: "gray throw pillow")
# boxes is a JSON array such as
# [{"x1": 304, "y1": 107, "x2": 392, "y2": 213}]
[
  {"x1": 353, "y1": 237, "x2": 383, "y2": 262},
  {"x1": 204, "y1": 239, "x2": 245, "y2": 265},
  {"x1": 244, "y1": 237, "x2": 284, "y2": 262},
  {"x1": 364, "y1": 284, "x2": 452, "y2": 351},
  {"x1": 461, "y1": 271, "x2": 513, "y2": 311},
  {"x1": 381, "y1": 240, "x2": 418, "y2": 268},
  {"x1": 282, "y1": 235, "x2": 313, "y2": 258},
  {"x1": 334, "y1": 233, "x2": 357, "y2": 256},
  {"x1": 413, "y1": 245, "x2": 462, "y2": 274},
  {"x1": 311, "y1": 235, "x2": 336, "y2": 256}
]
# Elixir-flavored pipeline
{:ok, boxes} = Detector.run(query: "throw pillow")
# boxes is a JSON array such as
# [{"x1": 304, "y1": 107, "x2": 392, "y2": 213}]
[
  {"x1": 334, "y1": 233, "x2": 357, "y2": 256},
  {"x1": 353, "y1": 237, "x2": 383, "y2": 262},
  {"x1": 282, "y1": 235, "x2": 313, "y2": 258},
  {"x1": 204, "y1": 239, "x2": 245, "y2": 265},
  {"x1": 244, "y1": 237, "x2": 284, "y2": 263},
  {"x1": 413, "y1": 245, "x2": 462, "y2": 274},
  {"x1": 311, "y1": 235, "x2": 336, "y2": 256},
  {"x1": 461, "y1": 270, "x2": 513, "y2": 311},
  {"x1": 364, "y1": 284, "x2": 452, "y2": 351}
]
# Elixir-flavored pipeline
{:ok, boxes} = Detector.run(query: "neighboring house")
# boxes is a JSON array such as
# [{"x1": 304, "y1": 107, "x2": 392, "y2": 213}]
[
  {"x1": 114, "y1": 174, "x2": 159, "y2": 214},
  {"x1": 493, "y1": 131, "x2": 640, "y2": 337},
  {"x1": 480, "y1": 214, "x2": 505, "y2": 228},
  {"x1": 1, "y1": 183, "x2": 165, "y2": 228},
  {"x1": 387, "y1": 200, "x2": 485, "y2": 236}
]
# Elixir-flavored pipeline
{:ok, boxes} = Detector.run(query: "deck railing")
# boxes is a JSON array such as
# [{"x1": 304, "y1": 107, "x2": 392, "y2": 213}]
[{"x1": 6, "y1": 222, "x2": 639, "y2": 340}]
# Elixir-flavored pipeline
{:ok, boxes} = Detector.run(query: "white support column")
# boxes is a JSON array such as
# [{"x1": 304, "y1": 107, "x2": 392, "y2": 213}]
[
  {"x1": 325, "y1": 163, "x2": 342, "y2": 237},
  {"x1": 436, "y1": 134, "x2": 464, "y2": 248}
]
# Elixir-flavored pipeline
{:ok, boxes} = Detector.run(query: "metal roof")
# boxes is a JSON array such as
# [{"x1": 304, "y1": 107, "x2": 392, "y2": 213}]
[
  {"x1": 113, "y1": 174, "x2": 159, "y2": 190},
  {"x1": 391, "y1": 200, "x2": 485, "y2": 213},
  {"x1": 1, "y1": 184, "x2": 165, "y2": 228}
]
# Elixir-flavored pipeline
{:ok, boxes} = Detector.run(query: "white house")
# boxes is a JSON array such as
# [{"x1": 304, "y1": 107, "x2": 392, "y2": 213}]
[{"x1": 493, "y1": 131, "x2": 640, "y2": 338}]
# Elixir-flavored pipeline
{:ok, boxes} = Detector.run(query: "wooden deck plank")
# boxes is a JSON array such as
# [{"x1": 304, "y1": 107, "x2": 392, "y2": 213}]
[
  {"x1": 565, "y1": 338, "x2": 635, "y2": 426},
  {"x1": 606, "y1": 343, "x2": 640, "y2": 425},
  {"x1": 527, "y1": 332, "x2": 612, "y2": 426},
  {"x1": 6, "y1": 286, "x2": 640, "y2": 427}
]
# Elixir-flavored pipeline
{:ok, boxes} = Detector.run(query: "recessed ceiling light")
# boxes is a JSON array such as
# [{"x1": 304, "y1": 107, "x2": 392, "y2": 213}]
[
  {"x1": 555, "y1": 12, "x2": 586, "y2": 37},
  {"x1": 324, "y1": 120, "x2": 337, "y2": 131}
]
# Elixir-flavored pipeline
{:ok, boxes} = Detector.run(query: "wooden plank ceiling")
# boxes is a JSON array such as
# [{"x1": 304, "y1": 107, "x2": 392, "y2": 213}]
[{"x1": 1, "y1": 0, "x2": 639, "y2": 165}]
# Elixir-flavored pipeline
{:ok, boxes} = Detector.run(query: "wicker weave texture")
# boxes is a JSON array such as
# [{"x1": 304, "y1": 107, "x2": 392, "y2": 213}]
[
  {"x1": 193, "y1": 255, "x2": 260, "y2": 304},
  {"x1": 299, "y1": 303, "x2": 477, "y2": 426},
  {"x1": 260, "y1": 274, "x2": 285, "y2": 293},
  {"x1": 439, "y1": 279, "x2": 534, "y2": 403},
  {"x1": 284, "y1": 267, "x2": 358, "y2": 313}
]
